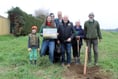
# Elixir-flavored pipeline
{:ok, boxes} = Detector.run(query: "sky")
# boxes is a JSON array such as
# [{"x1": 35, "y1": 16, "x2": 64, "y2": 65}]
[{"x1": 0, "y1": 0, "x2": 118, "y2": 29}]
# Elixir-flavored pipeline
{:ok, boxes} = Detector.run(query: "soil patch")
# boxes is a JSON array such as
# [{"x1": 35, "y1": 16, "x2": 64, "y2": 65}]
[{"x1": 63, "y1": 63, "x2": 112, "y2": 79}]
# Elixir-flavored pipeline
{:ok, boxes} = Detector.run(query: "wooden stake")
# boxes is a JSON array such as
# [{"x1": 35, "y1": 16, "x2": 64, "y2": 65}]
[{"x1": 83, "y1": 46, "x2": 88, "y2": 75}]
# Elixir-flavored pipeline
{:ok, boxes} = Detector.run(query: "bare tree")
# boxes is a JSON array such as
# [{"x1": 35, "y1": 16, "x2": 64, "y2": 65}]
[{"x1": 35, "y1": 8, "x2": 49, "y2": 20}]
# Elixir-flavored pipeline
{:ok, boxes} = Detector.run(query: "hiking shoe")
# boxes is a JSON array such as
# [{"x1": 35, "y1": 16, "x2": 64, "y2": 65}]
[
  {"x1": 34, "y1": 60, "x2": 37, "y2": 65},
  {"x1": 30, "y1": 60, "x2": 33, "y2": 64},
  {"x1": 62, "y1": 63, "x2": 65, "y2": 67},
  {"x1": 66, "y1": 64, "x2": 71, "y2": 68},
  {"x1": 88, "y1": 60, "x2": 91, "y2": 64},
  {"x1": 87, "y1": 62, "x2": 92, "y2": 66},
  {"x1": 76, "y1": 58, "x2": 81, "y2": 65},
  {"x1": 76, "y1": 61, "x2": 81, "y2": 65},
  {"x1": 72, "y1": 58, "x2": 76, "y2": 63},
  {"x1": 94, "y1": 63, "x2": 98, "y2": 66}
]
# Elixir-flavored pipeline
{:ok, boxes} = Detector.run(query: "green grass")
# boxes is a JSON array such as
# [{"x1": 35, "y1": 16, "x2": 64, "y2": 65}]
[
  {"x1": 78, "y1": 31, "x2": 118, "y2": 79},
  {"x1": 0, "y1": 35, "x2": 63, "y2": 79},
  {"x1": 99, "y1": 31, "x2": 118, "y2": 79},
  {"x1": 0, "y1": 31, "x2": 118, "y2": 79}
]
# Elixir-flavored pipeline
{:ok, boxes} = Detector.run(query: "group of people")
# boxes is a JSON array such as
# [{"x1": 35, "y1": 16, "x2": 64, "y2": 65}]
[{"x1": 28, "y1": 11, "x2": 102, "y2": 67}]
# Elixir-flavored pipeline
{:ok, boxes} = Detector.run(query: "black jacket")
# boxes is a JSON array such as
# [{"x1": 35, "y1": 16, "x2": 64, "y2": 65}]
[{"x1": 58, "y1": 20, "x2": 76, "y2": 43}]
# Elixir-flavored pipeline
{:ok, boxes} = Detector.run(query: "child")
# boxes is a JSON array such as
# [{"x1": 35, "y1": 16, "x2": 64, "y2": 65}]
[{"x1": 28, "y1": 26, "x2": 40, "y2": 65}]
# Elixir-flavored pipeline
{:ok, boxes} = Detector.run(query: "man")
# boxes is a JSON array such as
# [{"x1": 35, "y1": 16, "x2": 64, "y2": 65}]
[
  {"x1": 55, "y1": 11, "x2": 63, "y2": 28},
  {"x1": 84, "y1": 12, "x2": 102, "y2": 65},
  {"x1": 58, "y1": 16, "x2": 76, "y2": 67},
  {"x1": 54, "y1": 11, "x2": 63, "y2": 63}
]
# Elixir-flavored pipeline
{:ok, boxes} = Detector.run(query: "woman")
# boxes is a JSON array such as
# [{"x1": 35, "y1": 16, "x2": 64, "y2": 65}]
[
  {"x1": 40, "y1": 15, "x2": 56, "y2": 63},
  {"x1": 72, "y1": 21, "x2": 84, "y2": 64}
]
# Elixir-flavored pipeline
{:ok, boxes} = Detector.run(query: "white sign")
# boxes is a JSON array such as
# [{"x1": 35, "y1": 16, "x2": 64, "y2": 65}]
[{"x1": 43, "y1": 28, "x2": 57, "y2": 39}]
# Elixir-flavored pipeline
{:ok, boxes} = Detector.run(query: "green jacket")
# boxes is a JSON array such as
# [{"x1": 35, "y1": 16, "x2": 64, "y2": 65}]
[{"x1": 84, "y1": 20, "x2": 102, "y2": 39}]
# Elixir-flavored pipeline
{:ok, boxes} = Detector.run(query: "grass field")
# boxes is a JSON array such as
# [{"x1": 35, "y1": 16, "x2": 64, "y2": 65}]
[{"x1": 0, "y1": 31, "x2": 118, "y2": 79}]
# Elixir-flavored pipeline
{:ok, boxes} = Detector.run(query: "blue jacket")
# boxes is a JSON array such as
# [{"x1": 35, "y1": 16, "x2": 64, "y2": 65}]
[
  {"x1": 54, "y1": 18, "x2": 62, "y2": 28},
  {"x1": 74, "y1": 25, "x2": 85, "y2": 45},
  {"x1": 74, "y1": 26, "x2": 84, "y2": 38}
]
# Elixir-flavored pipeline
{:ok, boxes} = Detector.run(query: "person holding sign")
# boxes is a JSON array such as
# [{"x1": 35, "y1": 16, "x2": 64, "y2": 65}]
[
  {"x1": 58, "y1": 16, "x2": 76, "y2": 67},
  {"x1": 40, "y1": 15, "x2": 57, "y2": 63}
]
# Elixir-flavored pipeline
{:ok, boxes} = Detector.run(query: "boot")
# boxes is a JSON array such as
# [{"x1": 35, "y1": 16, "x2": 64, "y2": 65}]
[
  {"x1": 72, "y1": 57, "x2": 77, "y2": 63},
  {"x1": 88, "y1": 56, "x2": 92, "y2": 64},
  {"x1": 76, "y1": 57, "x2": 81, "y2": 65},
  {"x1": 30, "y1": 60, "x2": 33, "y2": 64},
  {"x1": 88, "y1": 52, "x2": 92, "y2": 64},
  {"x1": 94, "y1": 52, "x2": 98, "y2": 66},
  {"x1": 62, "y1": 63, "x2": 65, "y2": 67},
  {"x1": 66, "y1": 64, "x2": 70, "y2": 68},
  {"x1": 34, "y1": 60, "x2": 37, "y2": 65}
]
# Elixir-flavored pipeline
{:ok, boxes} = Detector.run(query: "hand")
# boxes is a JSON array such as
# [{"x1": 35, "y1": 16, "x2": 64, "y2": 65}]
[
  {"x1": 28, "y1": 48, "x2": 31, "y2": 52},
  {"x1": 84, "y1": 39, "x2": 87, "y2": 43},
  {"x1": 99, "y1": 39, "x2": 102, "y2": 42},
  {"x1": 76, "y1": 36, "x2": 80, "y2": 40},
  {"x1": 57, "y1": 40, "x2": 60, "y2": 44},
  {"x1": 57, "y1": 33, "x2": 59, "y2": 35},
  {"x1": 66, "y1": 38, "x2": 71, "y2": 42},
  {"x1": 38, "y1": 48, "x2": 40, "y2": 52}
]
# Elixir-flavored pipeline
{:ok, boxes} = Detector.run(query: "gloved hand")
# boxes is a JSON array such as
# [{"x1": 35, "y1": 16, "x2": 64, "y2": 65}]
[
  {"x1": 76, "y1": 36, "x2": 80, "y2": 40},
  {"x1": 28, "y1": 48, "x2": 32, "y2": 52}
]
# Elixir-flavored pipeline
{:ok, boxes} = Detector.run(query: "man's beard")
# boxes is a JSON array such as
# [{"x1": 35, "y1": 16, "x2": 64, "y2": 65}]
[{"x1": 89, "y1": 18, "x2": 94, "y2": 22}]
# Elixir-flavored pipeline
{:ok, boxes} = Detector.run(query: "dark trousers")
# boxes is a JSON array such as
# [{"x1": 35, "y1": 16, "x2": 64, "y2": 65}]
[
  {"x1": 86, "y1": 39, "x2": 98, "y2": 63},
  {"x1": 61, "y1": 42, "x2": 72, "y2": 64},
  {"x1": 72, "y1": 39, "x2": 82, "y2": 58}
]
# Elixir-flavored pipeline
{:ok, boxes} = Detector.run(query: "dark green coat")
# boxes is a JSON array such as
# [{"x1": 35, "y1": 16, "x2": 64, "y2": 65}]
[{"x1": 84, "y1": 20, "x2": 102, "y2": 39}]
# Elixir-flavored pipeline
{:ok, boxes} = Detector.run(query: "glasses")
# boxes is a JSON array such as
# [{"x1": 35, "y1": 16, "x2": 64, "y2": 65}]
[
  {"x1": 89, "y1": 15, "x2": 94, "y2": 16},
  {"x1": 51, "y1": 15, "x2": 54, "y2": 17}
]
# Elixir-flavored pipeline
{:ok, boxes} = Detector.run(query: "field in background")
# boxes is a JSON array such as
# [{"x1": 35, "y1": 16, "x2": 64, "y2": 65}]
[{"x1": 0, "y1": 31, "x2": 118, "y2": 79}]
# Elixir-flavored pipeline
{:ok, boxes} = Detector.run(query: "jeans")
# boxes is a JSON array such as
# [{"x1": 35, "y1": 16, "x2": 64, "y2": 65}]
[
  {"x1": 40, "y1": 39, "x2": 55, "y2": 63},
  {"x1": 61, "y1": 42, "x2": 72, "y2": 64},
  {"x1": 29, "y1": 48, "x2": 37, "y2": 60}
]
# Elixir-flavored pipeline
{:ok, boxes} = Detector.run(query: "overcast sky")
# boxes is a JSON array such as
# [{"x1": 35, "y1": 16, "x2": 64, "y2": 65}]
[{"x1": 0, "y1": 0, "x2": 118, "y2": 29}]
